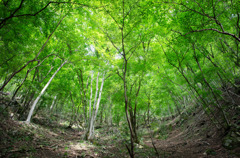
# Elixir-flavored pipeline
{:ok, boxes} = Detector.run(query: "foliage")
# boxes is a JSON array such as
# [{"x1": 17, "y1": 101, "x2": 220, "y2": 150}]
[{"x1": 1, "y1": 1, "x2": 240, "y2": 156}]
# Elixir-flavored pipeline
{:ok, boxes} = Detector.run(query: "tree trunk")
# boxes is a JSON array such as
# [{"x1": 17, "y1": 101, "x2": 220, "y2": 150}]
[
  {"x1": 88, "y1": 72, "x2": 105, "y2": 140},
  {"x1": 0, "y1": 16, "x2": 66, "y2": 91},
  {"x1": 83, "y1": 72, "x2": 93, "y2": 139},
  {"x1": 100, "y1": 104, "x2": 104, "y2": 125},
  {"x1": 109, "y1": 96, "x2": 113, "y2": 126},
  {"x1": 68, "y1": 91, "x2": 77, "y2": 128},
  {"x1": 50, "y1": 95, "x2": 57, "y2": 110},
  {"x1": 25, "y1": 61, "x2": 67, "y2": 123},
  {"x1": 147, "y1": 95, "x2": 150, "y2": 124}
]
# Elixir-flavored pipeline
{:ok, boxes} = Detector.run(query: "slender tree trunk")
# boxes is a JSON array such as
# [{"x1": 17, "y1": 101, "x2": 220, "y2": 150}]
[
  {"x1": 123, "y1": 59, "x2": 135, "y2": 158},
  {"x1": 109, "y1": 96, "x2": 113, "y2": 126},
  {"x1": 12, "y1": 54, "x2": 55, "y2": 100},
  {"x1": 147, "y1": 95, "x2": 150, "y2": 125},
  {"x1": 193, "y1": 45, "x2": 230, "y2": 128},
  {"x1": 88, "y1": 73, "x2": 94, "y2": 123},
  {"x1": 50, "y1": 96, "x2": 57, "y2": 110},
  {"x1": 25, "y1": 61, "x2": 67, "y2": 123},
  {"x1": 68, "y1": 91, "x2": 77, "y2": 128},
  {"x1": 163, "y1": 46, "x2": 225, "y2": 129},
  {"x1": 0, "y1": 15, "x2": 66, "y2": 92},
  {"x1": 76, "y1": 69, "x2": 89, "y2": 127},
  {"x1": 59, "y1": 96, "x2": 67, "y2": 115},
  {"x1": 88, "y1": 72, "x2": 105, "y2": 140},
  {"x1": 169, "y1": 91, "x2": 182, "y2": 117},
  {"x1": 88, "y1": 72, "x2": 100, "y2": 139},
  {"x1": 84, "y1": 72, "x2": 93, "y2": 139},
  {"x1": 54, "y1": 97, "x2": 59, "y2": 115},
  {"x1": 100, "y1": 104, "x2": 104, "y2": 125},
  {"x1": 83, "y1": 74, "x2": 90, "y2": 126}
]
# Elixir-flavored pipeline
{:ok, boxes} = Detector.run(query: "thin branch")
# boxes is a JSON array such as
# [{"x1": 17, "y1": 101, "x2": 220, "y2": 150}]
[
  {"x1": 11, "y1": 53, "x2": 57, "y2": 99},
  {"x1": 98, "y1": 26, "x2": 120, "y2": 53},
  {"x1": 193, "y1": 0, "x2": 206, "y2": 15},
  {"x1": 103, "y1": 6, "x2": 121, "y2": 29},
  {"x1": 237, "y1": 13, "x2": 240, "y2": 37},
  {"x1": 126, "y1": 42, "x2": 141, "y2": 61},
  {"x1": 35, "y1": 15, "x2": 67, "y2": 59},
  {"x1": 123, "y1": 0, "x2": 140, "y2": 20},
  {"x1": 0, "y1": 1, "x2": 105, "y2": 29},
  {"x1": 104, "y1": 73, "x2": 112, "y2": 80},
  {"x1": 14, "y1": 2, "x2": 90, "y2": 18},
  {"x1": 179, "y1": 2, "x2": 215, "y2": 21},
  {"x1": 177, "y1": 1, "x2": 226, "y2": 32},
  {"x1": 0, "y1": 0, "x2": 24, "y2": 28},
  {"x1": 0, "y1": 55, "x2": 16, "y2": 67},
  {"x1": 211, "y1": 0, "x2": 216, "y2": 19},
  {"x1": 183, "y1": 28, "x2": 240, "y2": 42},
  {"x1": 123, "y1": 20, "x2": 141, "y2": 39},
  {"x1": 0, "y1": 15, "x2": 65, "y2": 91},
  {"x1": 180, "y1": 47, "x2": 190, "y2": 63},
  {"x1": 223, "y1": 39, "x2": 237, "y2": 55},
  {"x1": 39, "y1": 66, "x2": 54, "y2": 83},
  {"x1": 116, "y1": 70, "x2": 124, "y2": 81}
]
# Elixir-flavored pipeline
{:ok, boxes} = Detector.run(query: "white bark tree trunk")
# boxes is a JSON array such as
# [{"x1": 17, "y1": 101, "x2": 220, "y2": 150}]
[
  {"x1": 88, "y1": 72, "x2": 99, "y2": 139},
  {"x1": 25, "y1": 61, "x2": 67, "y2": 123},
  {"x1": 88, "y1": 72, "x2": 94, "y2": 122},
  {"x1": 50, "y1": 95, "x2": 57, "y2": 110},
  {"x1": 88, "y1": 72, "x2": 105, "y2": 140}
]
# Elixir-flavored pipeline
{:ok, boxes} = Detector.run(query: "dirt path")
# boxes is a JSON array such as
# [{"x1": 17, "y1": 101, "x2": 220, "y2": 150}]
[
  {"x1": 1, "y1": 114, "x2": 239, "y2": 158},
  {"x1": 0, "y1": 116, "x2": 129, "y2": 158},
  {"x1": 143, "y1": 128, "x2": 239, "y2": 158}
]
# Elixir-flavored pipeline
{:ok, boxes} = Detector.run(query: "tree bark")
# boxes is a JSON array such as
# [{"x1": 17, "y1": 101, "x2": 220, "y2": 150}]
[
  {"x1": 0, "y1": 15, "x2": 66, "y2": 91},
  {"x1": 50, "y1": 95, "x2": 57, "y2": 110},
  {"x1": 25, "y1": 60, "x2": 67, "y2": 123},
  {"x1": 88, "y1": 72, "x2": 105, "y2": 140}
]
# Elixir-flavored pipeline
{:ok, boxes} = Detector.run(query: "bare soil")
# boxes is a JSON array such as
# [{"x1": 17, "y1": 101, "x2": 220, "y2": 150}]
[
  {"x1": 143, "y1": 108, "x2": 240, "y2": 158},
  {"x1": 0, "y1": 108, "x2": 239, "y2": 158}
]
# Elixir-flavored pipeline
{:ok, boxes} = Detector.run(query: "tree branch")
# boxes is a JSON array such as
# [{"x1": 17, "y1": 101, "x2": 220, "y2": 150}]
[
  {"x1": 237, "y1": 13, "x2": 240, "y2": 37},
  {"x1": 0, "y1": 0, "x2": 24, "y2": 28},
  {"x1": 116, "y1": 70, "x2": 124, "y2": 81},
  {"x1": 123, "y1": 20, "x2": 141, "y2": 40},
  {"x1": 103, "y1": 6, "x2": 121, "y2": 29},
  {"x1": 0, "y1": 1, "x2": 99, "y2": 29},
  {"x1": 183, "y1": 28, "x2": 240, "y2": 42},
  {"x1": 98, "y1": 26, "x2": 120, "y2": 53}
]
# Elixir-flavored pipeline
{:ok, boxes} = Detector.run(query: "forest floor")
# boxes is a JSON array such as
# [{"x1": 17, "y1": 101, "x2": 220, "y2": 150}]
[
  {"x1": 0, "y1": 108, "x2": 239, "y2": 158},
  {"x1": 143, "y1": 108, "x2": 240, "y2": 158}
]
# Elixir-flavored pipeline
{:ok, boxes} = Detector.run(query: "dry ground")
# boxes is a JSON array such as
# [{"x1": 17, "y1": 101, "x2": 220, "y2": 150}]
[{"x1": 0, "y1": 109, "x2": 239, "y2": 158}]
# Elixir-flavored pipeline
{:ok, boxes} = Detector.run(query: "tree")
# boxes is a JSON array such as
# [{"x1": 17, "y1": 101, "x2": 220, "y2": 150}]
[
  {"x1": 1, "y1": 1, "x2": 239, "y2": 157},
  {"x1": 25, "y1": 60, "x2": 67, "y2": 123},
  {"x1": 87, "y1": 72, "x2": 106, "y2": 140}
]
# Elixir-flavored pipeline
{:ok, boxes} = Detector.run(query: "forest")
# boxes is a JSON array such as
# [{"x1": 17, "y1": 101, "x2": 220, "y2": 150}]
[{"x1": 0, "y1": 0, "x2": 240, "y2": 157}]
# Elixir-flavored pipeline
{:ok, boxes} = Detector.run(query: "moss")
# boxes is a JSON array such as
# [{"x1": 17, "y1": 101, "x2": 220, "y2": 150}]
[{"x1": 205, "y1": 148, "x2": 216, "y2": 155}]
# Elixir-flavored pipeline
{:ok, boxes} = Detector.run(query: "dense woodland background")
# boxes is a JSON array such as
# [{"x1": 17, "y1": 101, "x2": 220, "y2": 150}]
[{"x1": 0, "y1": 0, "x2": 240, "y2": 157}]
